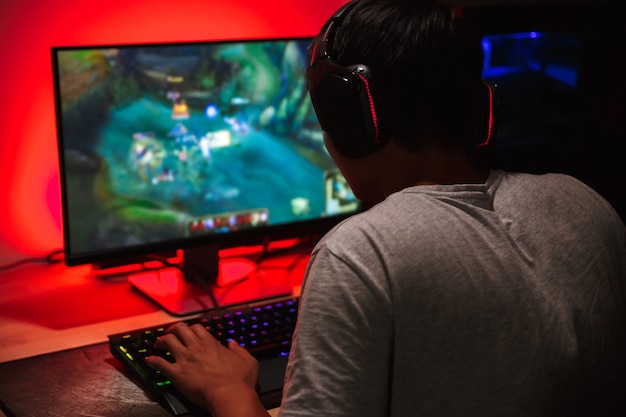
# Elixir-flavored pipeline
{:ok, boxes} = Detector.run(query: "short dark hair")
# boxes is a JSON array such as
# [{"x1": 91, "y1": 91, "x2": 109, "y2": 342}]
[{"x1": 317, "y1": 0, "x2": 485, "y2": 152}]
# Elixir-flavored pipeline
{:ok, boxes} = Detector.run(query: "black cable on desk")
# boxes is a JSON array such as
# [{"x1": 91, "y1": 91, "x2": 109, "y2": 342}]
[
  {"x1": 0, "y1": 248, "x2": 64, "y2": 272},
  {"x1": 145, "y1": 254, "x2": 223, "y2": 312}
]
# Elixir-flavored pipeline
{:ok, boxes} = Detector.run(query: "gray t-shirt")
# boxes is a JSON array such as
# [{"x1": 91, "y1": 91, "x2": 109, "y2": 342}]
[{"x1": 279, "y1": 170, "x2": 626, "y2": 417}]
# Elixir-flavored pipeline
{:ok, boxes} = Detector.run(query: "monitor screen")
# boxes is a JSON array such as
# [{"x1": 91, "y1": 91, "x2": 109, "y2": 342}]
[
  {"x1": 53, "y1": 39, "x2": 359, "y2": 263},
  {"x1": 52, "y1": 38, "x2": 360, "y2": 273},
  {"x1": 470, "y1": 1, "x2": 625, "y2": 222},
  {"x1": 481, "y1": 30, "x2": 583, "y2": 168}
]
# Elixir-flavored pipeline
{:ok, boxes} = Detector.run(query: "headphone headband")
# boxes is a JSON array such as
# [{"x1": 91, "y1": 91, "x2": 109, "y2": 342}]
[
  {"x1": 311, "y1": 2, "x2": 357, "y2": 67},
  {"x1": 307, "y1": 1, "x2": 499, "y2": 158},
  {"x1": 308, "y1": 1, "x2": 393, "y2": 158}
]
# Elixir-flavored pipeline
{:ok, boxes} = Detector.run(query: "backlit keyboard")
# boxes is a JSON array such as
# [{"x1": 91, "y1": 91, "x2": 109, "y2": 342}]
[{"x1": 108, "y1": 297, "x2": 299, "y2": 416}]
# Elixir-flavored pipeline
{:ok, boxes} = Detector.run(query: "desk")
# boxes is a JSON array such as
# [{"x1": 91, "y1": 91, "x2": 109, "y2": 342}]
[
  {"x1": 0, "y1": 343, "x2": 281, "y2": 417},
  {"x1": 0, "y1": 242, "x2": 309, "y2": 416}
]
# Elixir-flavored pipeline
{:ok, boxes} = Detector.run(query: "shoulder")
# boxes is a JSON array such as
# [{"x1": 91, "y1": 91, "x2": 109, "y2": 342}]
[
  {"x1": 494, "y1": 170, "x2": 626, "y2": 255},
  {"x1": 313, "y1": 191, "x2": 425, "y2": 253},
  {"x1": 496, "y1": 170, "x2": 596, "y2": 196},
  {"x1": 496, "y1": 170, "x2": 619, "y2": 215}
]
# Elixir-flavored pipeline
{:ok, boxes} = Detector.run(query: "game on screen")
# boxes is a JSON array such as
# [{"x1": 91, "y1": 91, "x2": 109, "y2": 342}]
[{"x1": 54, "y1": 39, "x2": 359, "y2": 256}]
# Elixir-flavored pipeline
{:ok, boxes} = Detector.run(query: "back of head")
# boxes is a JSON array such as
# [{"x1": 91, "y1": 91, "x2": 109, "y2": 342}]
[{"x1": 310, "y1": 0, "x2": 486, "y2": 153}]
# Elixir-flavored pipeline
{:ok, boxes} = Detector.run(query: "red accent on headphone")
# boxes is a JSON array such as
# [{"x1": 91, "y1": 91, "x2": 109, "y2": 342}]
[
  {"x1": 476, "y1": 82, "x2": 494, "y2": 148},
  {"x1": 357, "y1": 73, "x2": 380, "y2": 144}
]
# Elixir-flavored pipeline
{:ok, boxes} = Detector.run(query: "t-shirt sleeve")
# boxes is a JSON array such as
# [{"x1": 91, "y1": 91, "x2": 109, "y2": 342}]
[{"x1": 279, "y1": 239, "x2": 394, "y2": 417}]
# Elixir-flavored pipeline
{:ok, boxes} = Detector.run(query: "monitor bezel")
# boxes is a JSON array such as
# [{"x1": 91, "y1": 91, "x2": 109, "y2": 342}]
[{"x1": 52, "y1": 36, "x2": 361, "y2": 269}]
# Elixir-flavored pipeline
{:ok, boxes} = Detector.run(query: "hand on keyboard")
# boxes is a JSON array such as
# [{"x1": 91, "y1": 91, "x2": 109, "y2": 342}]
[
  {"x1": 145, "y1": 322, "x2": 260, "y2": 413},
  {"x1": 108, "y1": 297, "x2": 298, "y2": 415}
]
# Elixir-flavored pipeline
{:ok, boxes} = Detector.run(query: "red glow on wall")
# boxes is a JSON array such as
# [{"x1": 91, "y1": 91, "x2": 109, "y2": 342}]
[{"x1": 0, "y1": 0, "x2": 347, "y2": 262}]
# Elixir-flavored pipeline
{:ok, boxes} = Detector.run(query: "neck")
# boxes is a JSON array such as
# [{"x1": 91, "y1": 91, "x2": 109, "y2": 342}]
[{"x1": 379, "y1": 144, "x2": 489, "y2": 197}]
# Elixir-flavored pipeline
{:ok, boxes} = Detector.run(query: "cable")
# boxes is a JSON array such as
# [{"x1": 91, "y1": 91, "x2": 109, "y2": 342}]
[
  {"x1": 145, "y1": 254, "x2": 222, "y2": 312},
  {"x1": 254, "y1": 234, "x2": 318, "y2": 273},
  {"x1": 133, "y1": 236, "x2": 318, "y2": 313},
  {"x1": 0, "y1": 249, "x2": 64, "y2": 272},
  {"x1": 182, "y1": 261, "x2": 223, "y2": 312}
]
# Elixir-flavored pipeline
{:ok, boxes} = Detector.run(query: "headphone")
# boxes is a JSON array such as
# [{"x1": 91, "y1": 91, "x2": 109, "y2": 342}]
[{"x1": 307, "y1": 1, "x2": 500, "y2": 158}]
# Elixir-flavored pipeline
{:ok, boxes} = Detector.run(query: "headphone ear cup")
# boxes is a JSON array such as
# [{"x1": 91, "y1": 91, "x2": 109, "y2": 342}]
[
  {"x1": 309, "y1": 63, "x2": 391, "y2": 158},
  {"x1": 306, "y1": 0, "x2": 392, "y2": 158}
]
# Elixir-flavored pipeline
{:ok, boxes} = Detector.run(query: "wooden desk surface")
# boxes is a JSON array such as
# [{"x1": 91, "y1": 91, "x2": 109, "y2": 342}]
[
  {"x1": 0, "y1": 342, "x2": 281, "y2": 417},
  {"x1": 0, "y1": 262, "x2": 177, "y2": 364},
  {"x1": 0, "y1": 244, "x2": 308, "y2": 416}
]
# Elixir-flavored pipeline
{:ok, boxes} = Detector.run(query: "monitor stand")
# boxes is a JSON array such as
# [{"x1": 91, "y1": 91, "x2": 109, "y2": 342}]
[{"x1": 127, "y1": 244, "x2": 294, "y2": 316}]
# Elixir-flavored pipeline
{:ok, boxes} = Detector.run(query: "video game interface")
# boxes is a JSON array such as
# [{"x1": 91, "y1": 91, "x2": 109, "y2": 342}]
[{"x1": 53, "y1": 38, "x2": 359, "y2": 258}]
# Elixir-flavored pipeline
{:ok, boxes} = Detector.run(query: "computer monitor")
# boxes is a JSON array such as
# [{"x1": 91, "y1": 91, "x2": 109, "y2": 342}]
[
  {"x1": 52, "y1": 37, "x2": 361, "y2": 315},
  {"x1": 480, "y1": 29, "x2": 583, "y2": 170},
  {"x1": 470, "y1": 1, "x2": 625, "y2": 222}
]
